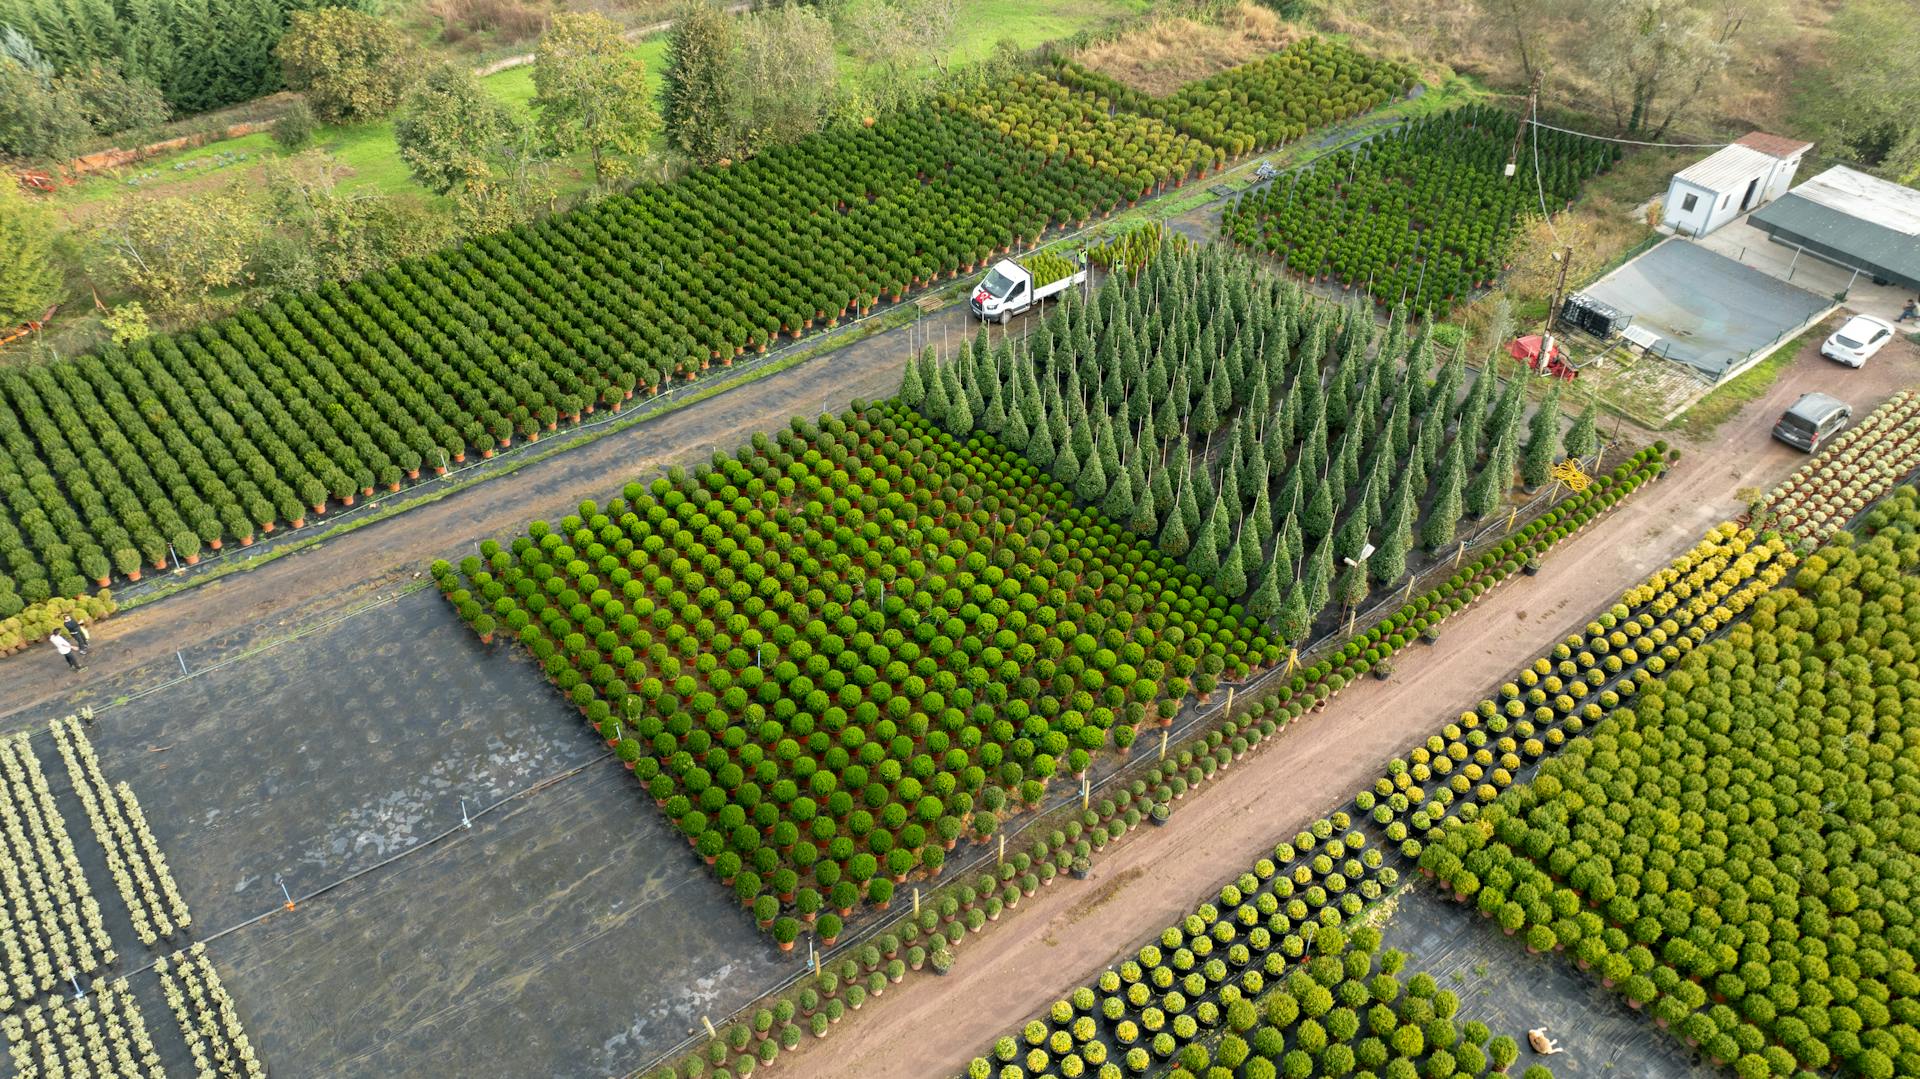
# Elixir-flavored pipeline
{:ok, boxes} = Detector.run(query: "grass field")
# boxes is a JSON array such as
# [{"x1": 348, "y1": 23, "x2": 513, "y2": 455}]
[{"x1": 47, "y1": 0, "x2": 1143, "y2": 223}]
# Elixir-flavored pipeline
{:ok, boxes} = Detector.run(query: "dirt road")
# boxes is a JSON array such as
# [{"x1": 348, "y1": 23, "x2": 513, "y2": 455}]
[
  {"x1": 0, "y1": 303, "x2": 1017, "y2": 724},
  {"x1": 774, "y1": 335, "x2": 1919, "y2": 1079}
]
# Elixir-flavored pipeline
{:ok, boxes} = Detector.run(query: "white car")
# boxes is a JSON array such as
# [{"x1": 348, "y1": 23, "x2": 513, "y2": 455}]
[{"x1": 1820, "y1": 314, "x2": 1896, "y2": 368}]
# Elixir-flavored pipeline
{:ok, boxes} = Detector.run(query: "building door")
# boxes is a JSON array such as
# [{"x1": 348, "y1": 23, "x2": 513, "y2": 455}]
[{"x1": 1740, "y1": 176, "x2": 1760, "y2": 211}]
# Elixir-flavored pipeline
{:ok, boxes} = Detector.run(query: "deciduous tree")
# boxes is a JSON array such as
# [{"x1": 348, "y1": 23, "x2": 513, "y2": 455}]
[
  {"x1": 276, "y1": 8, "x2": 416, "y2": 123},
  {"x1": 533, "y1": 12, "x2": 658, "y2": 186}
]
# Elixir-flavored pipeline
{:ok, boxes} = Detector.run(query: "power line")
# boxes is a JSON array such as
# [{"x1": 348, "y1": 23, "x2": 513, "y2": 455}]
[
  {"x1": 1530, "y1": 91, "x2": 1564, "y2": 248},
  {"x1": 1524, "y1": 117, "x2": 1728, "y2": 150}
]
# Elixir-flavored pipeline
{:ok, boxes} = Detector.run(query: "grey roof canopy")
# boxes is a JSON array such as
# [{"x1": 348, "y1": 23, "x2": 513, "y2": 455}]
[{"x1": 1748, "y1": 166, "x2": 1920, "y2": 292}]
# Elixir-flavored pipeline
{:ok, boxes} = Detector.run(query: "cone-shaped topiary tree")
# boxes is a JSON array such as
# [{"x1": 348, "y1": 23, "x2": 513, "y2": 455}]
[
  {"x1": 1277, "y1": 578, "x2": 1310, "y2": 643},
  {"x1": 1188, "y1": 490, "x2": 1229, "y2": 580},
  {"x1": 1562, "y1": 397, "x2": 1599, "y2": 462},
  {"x1": 900, "y1": 346, "x2": 930, "y2": 408},
  {"x1": 1215, "y1": 534, "x2": 1248, "y2": 598},
  {"x1": 1520, "y1": 384, "x2": 1561, "y2": 489},
  {"x1": 1372, "y1": 474, "x2": 1413, "y2": 584},
  {"x1": 1247, "y1": 539, "x2": 1288, "y2": 621},
  {"x1": 1421, "y1": 437, "x2": 1466, "y2": 550}
]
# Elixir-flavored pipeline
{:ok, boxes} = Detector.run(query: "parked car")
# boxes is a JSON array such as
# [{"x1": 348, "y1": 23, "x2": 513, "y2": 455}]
[
  {"x1": 1820, "y1": 314, "x2": 1896, "y2": 367},
  {"x1": 1772, "y1": 392, "x2": 1851, "y2": 452}
]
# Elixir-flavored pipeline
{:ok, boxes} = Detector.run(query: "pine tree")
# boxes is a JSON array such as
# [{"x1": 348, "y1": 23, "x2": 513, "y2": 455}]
[
  {"x1": 1277, "y1": 508, "x2": 1301, "y2": 577},
  {"x1": 922, "y1": 352, "x2": 951, "y2": 423},
  {"x1": 1053, "y1": 431, "x2": 1082, "y2": 486},
  {"x1": 1520, "y1": 384, "x2": 1561, "y2": 489},
  {"x1": 1235, "y1": 506, "x2": 1263, "y2": 580},
  {"x1": 1026, "y1": 390, "x2": 1057, "y2": 469},
  {"x1": 1277, "y1": 579, "x2": 1310, "y2": 643},
  {"x1": 1421, "y1": 438, "x2": 1465, "y2": 551},
  {"x1": 1003, "y1": 401, "x2": 1030, "y2": 452},
  {"x1": 1177, "y1": 460, "x2": 1203, "y2": 536},
  {"x1": 1465, "y1": 420, "x2": 1513, "y2": 518},
  {"x1": 899, "y1": 345, "x2": 930, "y2": 408},
  {"x1": 1215, "y1": 536, "x2": 1248, "y2": 598},
  {"x1": 1305, "y1": 534, "x2": 1334, "y2": 614},
  {"x1": 1335, "y1": 558, "x2": 1370, "y2": 610},
  {"x1": 1334, "y1": 506, "x2": 1369, "y2": 567},
  {"x1": 1158, "y1": 492, "x2": 1192, "y2": 557},
  {"x1": 1372, "y1": 475, "x2": 1413, "y2": 584},
  {"x1": 1188, "y1": 491, "x2": 1228, "y2": 580},
  {"x1": 1099, "y1": 451, "x2": 1133, "y2": 519},
  {"x1": 1129, "y1": 473, "x2": 1160, "y2": 536},
  {"x1": 1247, "y1": 485, "x2": 1274, "y2": 544},
  {"x1": 1246, "y1": 541, "x2": 1287, "y2": 622},
  {"x1": 1150, "y1": 440, "x2": 1179, "y2": 522},
  {"x1": 1563, "y1": 398, "x2": 1600, "y2": 461},
  {"x1": 945, "y1": 364, "x2": 974, "y2": 435},
  {"x1": 1303, "y1": 474, "x2": 1335, "y2": 540}
]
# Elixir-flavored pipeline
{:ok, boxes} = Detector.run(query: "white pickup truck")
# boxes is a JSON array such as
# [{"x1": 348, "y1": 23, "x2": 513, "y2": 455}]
[{"x1": 969, "y1": 254, "x2": 1088, "y2": 324}]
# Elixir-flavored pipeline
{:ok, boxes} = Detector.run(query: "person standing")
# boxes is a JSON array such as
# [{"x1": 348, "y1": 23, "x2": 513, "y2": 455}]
[
  {"x1": 50, "y1": 631, "x2": 82, "y2": 673},
  {"x1": 61, "y1": 613, "x2": 90, "y2": 653}
]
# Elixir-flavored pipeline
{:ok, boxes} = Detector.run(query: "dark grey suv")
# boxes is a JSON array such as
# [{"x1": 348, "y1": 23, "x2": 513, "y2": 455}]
[{"x1": 1772, "y1": 392, "x2": 1851, "y2": 452}]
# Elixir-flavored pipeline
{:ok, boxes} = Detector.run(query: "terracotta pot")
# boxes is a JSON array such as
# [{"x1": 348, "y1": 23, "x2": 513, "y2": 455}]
[{"x1": 185, "y1": 553, "x2": 200, "y2": 566}]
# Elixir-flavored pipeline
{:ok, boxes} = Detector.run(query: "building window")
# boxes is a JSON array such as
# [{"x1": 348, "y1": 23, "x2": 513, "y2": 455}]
[
  {"x1": 1720, "y1": 194, "x2": 1730, "y2": 208},
  {"x1": 1681, "y1": 193, "x2": 1698, "y2": 212}
]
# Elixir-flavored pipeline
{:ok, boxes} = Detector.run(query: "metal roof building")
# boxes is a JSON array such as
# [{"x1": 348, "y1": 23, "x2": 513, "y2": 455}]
[
  {"x1": 1748, "y1": 165, "x2": 1920, "y2": 291},
  {"x1": 1661, "y1": 132, "x2": 1810, "y2": 238}
]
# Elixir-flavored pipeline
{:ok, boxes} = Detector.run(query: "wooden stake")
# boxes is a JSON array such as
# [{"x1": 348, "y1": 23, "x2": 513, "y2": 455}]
[
  {"x1": 997, "y1": 833, "x2": 1006, "y2": 865},
  {"x1": 1159, "y1": 728, "x2": 1170, "y2": 760},
  {"x1": 913, "y1": 888, "x2": 921, "y2": 917}
]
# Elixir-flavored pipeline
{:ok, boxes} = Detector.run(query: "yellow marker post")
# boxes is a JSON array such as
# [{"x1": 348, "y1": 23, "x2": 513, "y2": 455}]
[
  {"x1": 997, "y1": 833, "x2": 1006, "y2": 866},
  {"x1": 1505, "y1": 506, "x2": 1518, "y2": 534},
  {"x1": 1224, "y1": 686, "x2": 1235, "y2": 717},
  {"x1": 913, "y1": 888, "x2": 921, "y2": 917},
  {"x1": 703, "y1": 1017, "x2": 717, "y2": 1040},
  {"x1": 1159, "y1": 728, "x2": 1169, "y2": 760},
  {"x1": 1285, "y1": 646, "x2": 1299, "y2": 675}
]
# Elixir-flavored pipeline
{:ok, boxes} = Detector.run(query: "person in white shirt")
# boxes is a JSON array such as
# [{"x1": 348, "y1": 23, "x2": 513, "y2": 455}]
[{"x1": 50, "y1": 632, "x2": 82, "y2": 672}]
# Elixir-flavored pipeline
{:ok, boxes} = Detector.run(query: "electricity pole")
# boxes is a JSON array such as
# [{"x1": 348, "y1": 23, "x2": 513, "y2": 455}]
[{"x1": 1506, "y1": 71, "x2": 1543, "y2": 179}]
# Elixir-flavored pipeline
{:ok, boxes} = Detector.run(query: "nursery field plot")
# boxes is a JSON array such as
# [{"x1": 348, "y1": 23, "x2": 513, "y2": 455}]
[
  {"x1": 73, "y1": 588, "x2": 603, "y2": 931},
  {"x1": 1425, "y1": 500, "x2": 1920, "y2": 1079},
  {"x1": 212, "y1": 759, "x2": 789, "y2": 1079},
  {"x1": 29, "y1": 588, "x2": 793, "y2": 1074},
  {"x1": 1379, "y1": 885, "x2": 1720, "y2": 1078},
  {"x1": 1581, "y1": 239, "x2": 1832, "y2": 380}
]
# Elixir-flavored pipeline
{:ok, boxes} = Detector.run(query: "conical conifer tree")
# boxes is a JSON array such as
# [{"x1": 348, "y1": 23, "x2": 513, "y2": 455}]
[
  {"x1": 1234, "y1": 506, "x2": 1263, "y2": 579},
  {"x1": 1305, "y1": 534, "x2": 1334, "y2": 614},
  {"x1": 1094, "y1": 448, "x2": 1128, "y2": 517},
  {"x1": 1215, "y1": 537, "x2": 1248, "y2": 598},
  {"x1": 1003, "y1": 402, "x2": 1030, "y2": 452},
  {"x1": 1421, "y1": 438, "x2": 1465, "y2": 550},
  {"x1": 946, "y1": 365, "x2": 975, "y2": 435},
  {"x1": 1129, "y1": 471, "x2": 1160, "y2": 536},
  {"x1": 1053, "y1": 430, "x2": 1082, "y2": 486},
  {"x1": 923, "y1": 352, "x2": 952, "y2": 423},
  {"x1": 1521, "y1": 385, "x2": 1561, "y2": 489},
  {"x1": 1372, "y1": 476, "x2": 1413, "y2": 584},
  {"x1": 1303, "y1": 473, "x2": 1335, "y2": 540},
  {"x1": 1465, "y1": 421, "x2": 1513, "y2": 518},
  {"x1": 1335, "y1": 558, "x2": 1369, "y2": 610},
  {"x1": 1188, "y1": 490, "x2": 1228, "y2": 580},
  {"x1": 1334, "y1": 504, "x2": 1369, "y2": 566},
  {"x1": 1177, "y1": 459, "x2": 1203, "y2": 536},
  {"x1": 1026, "y1": 390, "x2": 1057, "y2": 469},
  {"x1": 1247, "y1": 485, "x2": 1274, "y2": 543},
  {"x1": 1158, "y1": 490, "x2": 1192, "y2": 557},
  {"x1": 1277, "y1": 579, "x2": 1310, "y2": 643},
  {"x1": 1563, "y1": 397, "x2": 1599, "y2": 462},
  {"x1": 1247, "y1": 541, "x2": 1288, "y2": 622},
  {"x1": 900, "y1": 346, "x2": 929, "y2": 408}
]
